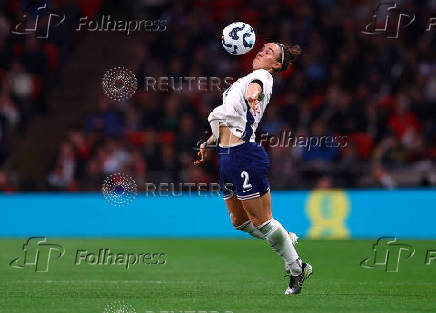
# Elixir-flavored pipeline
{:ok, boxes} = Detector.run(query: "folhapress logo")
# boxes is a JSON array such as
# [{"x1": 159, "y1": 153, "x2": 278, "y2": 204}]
[
  {"x1": 11, "y1": 1, "x2": 166, "y2": 39},
  {"x1": 361, "y1": 2, "x2": 415, "y2": 38},
  {"x1": 9, "y1": 237, "x2": 65, "y2": 272},
  {"x1": 360, "y1": 237, "x2": 415, "y2": 272},
  {"x1": 11, "y1": 1, "x2": 66, "y2": 39}
]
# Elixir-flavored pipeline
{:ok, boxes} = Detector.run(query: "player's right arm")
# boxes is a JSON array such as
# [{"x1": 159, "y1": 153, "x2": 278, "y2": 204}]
[{"x1": 245, "y1": 81, "x2": 263, "y2": 116}]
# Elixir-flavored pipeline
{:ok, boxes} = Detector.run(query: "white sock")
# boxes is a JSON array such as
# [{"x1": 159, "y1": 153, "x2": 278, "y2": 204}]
[
  {"x1": 257, "y1": 219, "x2": 302, "y2": 276},
  {"x1": 235, "y1": 220, "x2": 266, "y2": 239}
]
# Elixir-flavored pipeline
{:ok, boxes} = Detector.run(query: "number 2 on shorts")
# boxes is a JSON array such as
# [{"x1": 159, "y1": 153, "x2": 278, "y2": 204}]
[{"x1": 241, "y1": 171, "x2": 252, "y2": 190}]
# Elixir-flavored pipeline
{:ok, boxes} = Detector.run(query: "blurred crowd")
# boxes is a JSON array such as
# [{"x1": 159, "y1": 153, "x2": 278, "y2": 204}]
[
  {"x1": 2, "y1": 0, "x2": 436, "y2": 192},
  {"x1": 0, "y1": 0, "x2": 102, "y2": 191}
]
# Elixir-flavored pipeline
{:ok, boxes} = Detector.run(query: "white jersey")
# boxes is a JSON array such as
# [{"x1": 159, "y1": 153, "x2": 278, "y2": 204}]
[{"x1": 208, "y1": 69, "x2": 273, "y2": 143}]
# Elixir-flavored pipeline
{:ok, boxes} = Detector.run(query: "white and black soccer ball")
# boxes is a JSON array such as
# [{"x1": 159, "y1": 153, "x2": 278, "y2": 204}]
[{"x1": 222, "y1": 22, "x2": 256, "y2": 55}]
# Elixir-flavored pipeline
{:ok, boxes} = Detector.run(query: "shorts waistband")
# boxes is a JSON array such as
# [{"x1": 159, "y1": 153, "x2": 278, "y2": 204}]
[{"x1": 219, "y1": 141, "x2": 258, "y2": 153}]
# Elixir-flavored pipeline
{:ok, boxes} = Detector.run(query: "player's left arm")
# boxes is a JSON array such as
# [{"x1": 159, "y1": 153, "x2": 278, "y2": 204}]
[
  {"x1": 194, "y1": 135, "x2": 216, "y2": 165},
  {"x1": 245, "y1": 80, "x2": 263, "y2": 116}
]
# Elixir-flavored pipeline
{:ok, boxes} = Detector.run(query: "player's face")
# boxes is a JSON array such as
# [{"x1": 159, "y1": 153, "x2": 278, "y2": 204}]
[{"x1": 252, "y1": 43, "x2": 282, "y2": 72}]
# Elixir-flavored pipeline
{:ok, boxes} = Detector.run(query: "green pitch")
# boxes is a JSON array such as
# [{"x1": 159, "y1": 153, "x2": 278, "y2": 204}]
[{"x1": 0, "y1": 239, "x2": 435, "y2": 313}]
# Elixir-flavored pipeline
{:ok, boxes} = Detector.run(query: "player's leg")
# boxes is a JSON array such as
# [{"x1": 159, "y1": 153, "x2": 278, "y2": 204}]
[
  {"x1": 225, "y1": 195, "x2": 299, "y2": 245},
  {"x1": 228, "y1": 142, "x2": 302, "y2": 274},
  {"x1": 225, "y1": 195, "x2": 265, "y2": 239},
  {"x1": 241, "y1": 191, "x2": 302, "y2": 275},
  {"x1": 241, "y1": 192, "x2": 312, "y2": 294},
  {"x1": 220, "y1": 144, "x2": 267, "y2": 239}
]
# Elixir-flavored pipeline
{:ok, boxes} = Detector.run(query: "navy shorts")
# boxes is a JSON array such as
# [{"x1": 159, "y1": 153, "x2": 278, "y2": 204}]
[{"x1": 219, "y1": 141, "x2": 270, "y2": 201}]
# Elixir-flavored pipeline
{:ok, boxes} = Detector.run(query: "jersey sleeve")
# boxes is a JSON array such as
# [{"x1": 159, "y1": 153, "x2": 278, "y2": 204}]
[
  {"x1": 247, "y1": 69, "x2": 273, "y2": 95},
  {"x1": 208, "y1": 106, "x2": 223, "y2": 141}
]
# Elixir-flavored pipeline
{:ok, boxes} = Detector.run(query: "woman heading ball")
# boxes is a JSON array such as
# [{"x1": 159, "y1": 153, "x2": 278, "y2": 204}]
[{"x1": 194, "y1": 42, "x2": 312, "y2": 294}]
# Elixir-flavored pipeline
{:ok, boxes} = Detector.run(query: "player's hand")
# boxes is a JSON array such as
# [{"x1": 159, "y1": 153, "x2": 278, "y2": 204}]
[
  {"x1": 246, "y1": 95, "x2": 259, "y2": 116},
  {"x1": 194, "y1": 142, "x2": 207, "y2": 165}
]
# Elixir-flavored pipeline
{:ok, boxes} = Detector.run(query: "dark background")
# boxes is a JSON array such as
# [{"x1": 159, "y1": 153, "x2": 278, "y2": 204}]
[{"x1": 0, "y1": 0, "x2": 435, "y2": 192}]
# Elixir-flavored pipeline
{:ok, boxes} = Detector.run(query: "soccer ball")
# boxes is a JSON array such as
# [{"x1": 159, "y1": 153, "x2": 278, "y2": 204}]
[{"x1": 222, "y1": 22, "x2": 256, "y2": 55}]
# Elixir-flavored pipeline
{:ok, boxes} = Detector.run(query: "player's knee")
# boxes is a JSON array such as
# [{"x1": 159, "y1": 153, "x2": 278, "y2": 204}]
[
  {"x1": 249, "y1": 216, "x2": 264, "y2": 228},
  {"x1": 233, "y1": 219, "x2": 250, "y2": 230},
  {"x1": 249, "y1": 214, "x2": 270, "y2": 228},
  {"x1": 243, "y1": 207, "x2": 260, "y2": 222}
]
